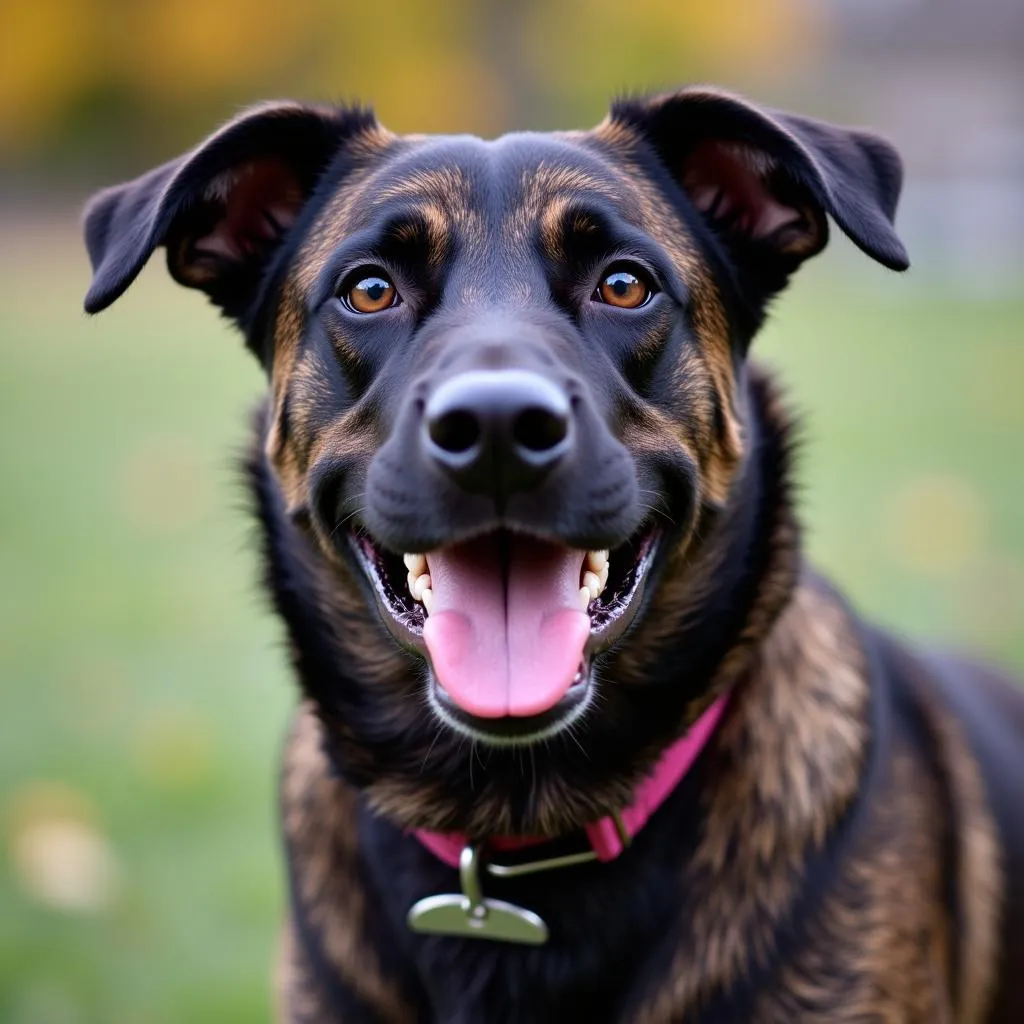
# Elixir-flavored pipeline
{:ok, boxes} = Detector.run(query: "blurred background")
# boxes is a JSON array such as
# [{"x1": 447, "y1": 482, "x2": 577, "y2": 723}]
[{"x1": 1, "y1": 0, "x2": 1022, "y2": 1020}]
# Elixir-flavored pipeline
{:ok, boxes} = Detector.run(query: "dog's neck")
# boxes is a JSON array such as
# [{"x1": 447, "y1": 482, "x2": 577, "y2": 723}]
[{"x1": 413, "y1": 691, "x2": 731, "y2": 866}]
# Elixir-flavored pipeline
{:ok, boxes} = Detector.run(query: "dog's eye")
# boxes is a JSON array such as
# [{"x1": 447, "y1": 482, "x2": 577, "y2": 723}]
[
  {"x1": 593, "y1": 266, "x2": 653, "y2": 309},
  {"x1": 343, "y1": 272, "x2": 399, "y2": 314}
]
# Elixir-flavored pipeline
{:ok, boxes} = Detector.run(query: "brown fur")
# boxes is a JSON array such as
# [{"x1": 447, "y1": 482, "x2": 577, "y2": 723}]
[
  {"x1": 80, "y1": 89, "x2": 1020, "y2": 1023},
  {"x1": 280, "y1": 708, "x2": 415, "y2": 1023}
]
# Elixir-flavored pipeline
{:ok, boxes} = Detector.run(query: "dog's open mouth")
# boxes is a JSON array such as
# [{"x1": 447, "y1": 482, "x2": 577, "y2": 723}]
[{"x1": 350, "y1": 527, "x2": 659, "y2": 741}]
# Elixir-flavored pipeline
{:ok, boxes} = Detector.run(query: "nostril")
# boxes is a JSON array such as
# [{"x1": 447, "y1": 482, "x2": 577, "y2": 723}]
[
  {"x1": 429, "y1": 409, "x2": 481, "y2": 454},
  {"x1": 512, "y1": 406, "x2": 569, "y2": 454},
  {"x1": 423, "y1": 370, "x2": 572, "y2": 485}
]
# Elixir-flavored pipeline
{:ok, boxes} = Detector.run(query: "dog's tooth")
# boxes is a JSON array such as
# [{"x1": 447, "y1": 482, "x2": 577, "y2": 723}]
[
  {"x1": 411, "y1": 573, "x2": 432, "y2": 601},
  {"x1": 598, "y1": 564, "x2": 609, "y2": 590},
  {"x1": 407, "y1": 571, "x2": 419, "y2": 594},
  {"x1": 421, "y1": 587, "x2": 434, "y2": 613},
  {"x1": 579, "y1": 586, "x2": 591, "y2": 611},
  {"x1": 403, "y1": 553, "x2": 427, "y2": 575},
  {"x1": 583, "y1": 571, "x2": 601, "y2": 601},
  {"x1": 586, "y1": 550, "x2": 609, "y2": 574}
]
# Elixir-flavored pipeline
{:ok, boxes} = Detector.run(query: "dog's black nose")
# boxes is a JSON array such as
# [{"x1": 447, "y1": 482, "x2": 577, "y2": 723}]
[{"x1": 424, "y1": 370, "x2": 572, "y2": 494}]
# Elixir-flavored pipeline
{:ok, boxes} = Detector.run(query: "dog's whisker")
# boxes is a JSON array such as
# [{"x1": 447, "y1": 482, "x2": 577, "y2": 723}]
[
  {"x1": 329, "y1": 500, "x2": 367, "y2": 541},
  {"x1": 637, "y1": 492, "x2": 676, "y2": 526},
  {"x1": 419, "y1": 724, "x2": 443, "y2": 775},
  {"x1": 565, "y1": 722, "x2": 590, "y2": 761}
]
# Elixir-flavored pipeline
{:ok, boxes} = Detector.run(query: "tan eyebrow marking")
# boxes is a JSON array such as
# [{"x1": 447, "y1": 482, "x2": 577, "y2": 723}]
[
  {"x1": 536, "y1": 194, "x2": 575, "y2": 260},
  {"x1": 389, "y1": 202, "x2": 452, "y2": 267},
  {"x1": 503, "y1": 162, "x2": 624, "y2": 248},
  {"x1": 374, "y1": 166, "x2": 486, "y2": 247}
]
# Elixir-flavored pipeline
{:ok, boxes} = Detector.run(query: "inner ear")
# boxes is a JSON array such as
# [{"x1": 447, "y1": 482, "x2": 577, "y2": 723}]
[
  {"x1": 682, "y1": 141, "x2": 825, "y2": 260},
  {"x1": 167, "y1": 157, "x2": 305, "y2": 289}
]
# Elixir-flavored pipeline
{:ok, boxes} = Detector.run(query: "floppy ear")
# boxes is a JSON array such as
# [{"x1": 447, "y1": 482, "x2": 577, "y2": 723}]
[
  {"x1": 83, "y1": 102, "x2": 377, "y2": 323},
  {"x1": 609, "y1": 88, "x2": 908, "y2": 313}
]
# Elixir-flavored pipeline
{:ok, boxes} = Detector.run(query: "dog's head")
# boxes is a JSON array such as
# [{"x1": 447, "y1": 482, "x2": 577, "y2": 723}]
[{"x1": 84, "y1": 89, "x2": 906, "y2": 832}]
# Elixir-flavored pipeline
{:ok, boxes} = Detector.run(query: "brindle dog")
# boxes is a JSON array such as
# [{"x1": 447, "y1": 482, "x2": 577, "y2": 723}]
[{"x1": 83, "y1": 88, "x2": 1024, "y2": 1022}]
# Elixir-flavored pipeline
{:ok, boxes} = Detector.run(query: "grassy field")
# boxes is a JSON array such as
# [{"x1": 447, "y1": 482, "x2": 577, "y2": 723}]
[{"x1": 2, "y1": 221, "x2": 1022, "y2": 1023}]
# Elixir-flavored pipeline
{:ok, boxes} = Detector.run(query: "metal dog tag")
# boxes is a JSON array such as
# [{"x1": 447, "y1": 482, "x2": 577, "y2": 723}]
[
  {"x1": 406, "y1": 844, "x2": 549, "y2": 945},
  {"x1": 407, "y1": 893, "x2": 549, "y2": 945}
]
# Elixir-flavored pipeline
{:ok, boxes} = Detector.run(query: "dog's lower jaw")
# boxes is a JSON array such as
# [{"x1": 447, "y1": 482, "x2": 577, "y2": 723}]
[{"x1": 426, "y1": 661, "x2": 594, "y2": 746}]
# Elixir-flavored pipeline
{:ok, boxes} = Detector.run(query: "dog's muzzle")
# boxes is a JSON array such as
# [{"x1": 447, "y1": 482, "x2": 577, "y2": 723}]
[{"x1": 331, "y1": 335, "x2": 651, "y2": 737}]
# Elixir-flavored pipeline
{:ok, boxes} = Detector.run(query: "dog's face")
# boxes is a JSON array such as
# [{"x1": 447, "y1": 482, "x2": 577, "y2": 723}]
[{"x1": 84, "y1": 90, "x2": 906, "y2": 830}]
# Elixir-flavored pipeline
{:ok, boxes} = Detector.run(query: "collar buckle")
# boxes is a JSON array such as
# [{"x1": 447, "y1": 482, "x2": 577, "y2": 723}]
[{"x1": 484, "y1": 809, "x2": 630, "y2": 878}]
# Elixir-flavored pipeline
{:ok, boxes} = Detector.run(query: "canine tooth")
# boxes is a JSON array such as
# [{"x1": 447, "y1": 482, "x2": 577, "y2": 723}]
[
  {"x1": 598, "y1": 564, "x2": 609, "y2": 589},
  {"x1": 583, "y1": 571, "x2": 601, "y2": 601},
  {"x1": 586, "y1": 549, "x2": 609, "y2": 573},
  {"x1": 403, "y1": 553, "x2": 427, "y2": 575},
  {"x1": 579, "y1": 586, "x2": 591, "y2": 611},
  {"x1": 411, "y1": 573, "x2": 432, "y2": 601},
  {"x1": 421, "y1": 587, "x2": 434, "y2": 613}
]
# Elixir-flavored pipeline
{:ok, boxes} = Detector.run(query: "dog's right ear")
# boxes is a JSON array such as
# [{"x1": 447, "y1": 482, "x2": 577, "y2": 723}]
[{"x1": 83, "y1": 102, "x2": 379, "y2": 323}]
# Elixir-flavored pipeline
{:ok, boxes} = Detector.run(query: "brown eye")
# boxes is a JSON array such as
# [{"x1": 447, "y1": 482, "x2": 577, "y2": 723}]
[
  {"x1": 345, "y1": 273, "x2": 398, "y2": 313},
  {"x1": 595, "y1": 268, "x2": 651, "y2": 309}
]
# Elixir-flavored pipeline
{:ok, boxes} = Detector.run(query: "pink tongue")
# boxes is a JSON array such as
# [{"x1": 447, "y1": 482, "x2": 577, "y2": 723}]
[{"x1": 422, "y1": 535, "x2": 590, "y2": 718}]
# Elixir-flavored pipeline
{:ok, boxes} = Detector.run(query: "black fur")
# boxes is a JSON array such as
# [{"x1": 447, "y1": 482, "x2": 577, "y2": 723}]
[{"x1": 83, "y1": 87, "x2": 1024, "y2": 1022}]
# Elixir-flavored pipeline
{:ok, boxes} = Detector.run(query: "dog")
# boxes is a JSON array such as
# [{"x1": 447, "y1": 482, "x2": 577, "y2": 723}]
[{"x1": 82, "y1": 87, "x2": 1024, "y2": 1022}]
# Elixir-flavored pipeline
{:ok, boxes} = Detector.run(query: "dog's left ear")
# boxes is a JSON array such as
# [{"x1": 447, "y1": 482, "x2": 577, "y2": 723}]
[{"x1": 609, "y1": 88, "x2": 908, "y2": 310}]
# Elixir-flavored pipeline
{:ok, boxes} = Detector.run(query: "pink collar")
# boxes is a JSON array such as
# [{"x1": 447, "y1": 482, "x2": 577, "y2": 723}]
[{"x1": 414, "y1": 694, "x2": 729, "y2": 868}]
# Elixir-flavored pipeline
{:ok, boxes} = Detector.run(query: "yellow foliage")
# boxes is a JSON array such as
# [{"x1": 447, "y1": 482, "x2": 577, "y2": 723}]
[
  {"x1": 0, "y1": 0, "x2": 96, "y2": 148},
  {"x1": 119, "y1": 0, "x2": 321, "y2": 101},
  {"x1": 299, "y1": 1, "x2": 510, "y2": 135},
  {"x1": 522, "y1": 0, "x2": 821, "y2": 121},
  {"x1": 0, "y1": 0, "x2": 823, "y2": 159}
]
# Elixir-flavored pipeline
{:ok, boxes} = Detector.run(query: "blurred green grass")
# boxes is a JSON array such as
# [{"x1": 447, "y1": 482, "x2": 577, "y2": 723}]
[{"x1": 1, "y1": 222, "x2": 1022, "y2": 1023}]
